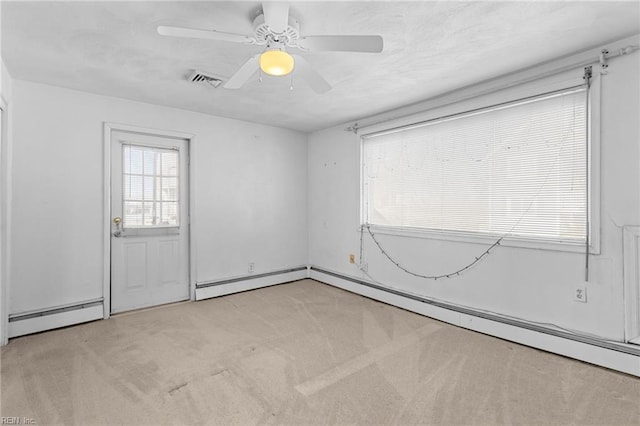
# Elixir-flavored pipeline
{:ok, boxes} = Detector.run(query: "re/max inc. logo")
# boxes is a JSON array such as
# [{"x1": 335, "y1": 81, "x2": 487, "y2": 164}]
[{"x1": 0, "y1": 417, "x2": 36, "y2": 425}]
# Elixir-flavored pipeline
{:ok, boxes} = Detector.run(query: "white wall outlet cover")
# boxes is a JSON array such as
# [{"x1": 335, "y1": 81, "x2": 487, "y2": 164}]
[{"x1": 574, "y1": 285, "x2": 587, "y2": 303}]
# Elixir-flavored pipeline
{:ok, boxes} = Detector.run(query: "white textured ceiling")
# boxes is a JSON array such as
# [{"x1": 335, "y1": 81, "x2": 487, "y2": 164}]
[{"x1": 2, "y1": 1, "x2": 639, "y2": 132}]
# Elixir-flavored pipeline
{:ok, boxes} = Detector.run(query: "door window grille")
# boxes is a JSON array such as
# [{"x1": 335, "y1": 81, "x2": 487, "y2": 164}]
[{"x1": 122, "y1": 144, "x2": 179, "y2": 228}]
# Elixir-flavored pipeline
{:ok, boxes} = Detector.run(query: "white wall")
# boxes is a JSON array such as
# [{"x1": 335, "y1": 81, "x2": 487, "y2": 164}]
[
  {"x1": 8, "y1": 80, "x2": 307, "y2": 316},
  {"x1": 308, "y1": 50, "x2": 639, "y2": 342}
]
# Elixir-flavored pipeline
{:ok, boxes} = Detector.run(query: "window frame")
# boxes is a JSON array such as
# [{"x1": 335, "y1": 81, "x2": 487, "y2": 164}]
[
  {"x1": 359, "y1": 75, "x2": 601, "y2": 254},
  {"x1": 121, "y1": 143, "x2": 181, "y2": 230}
]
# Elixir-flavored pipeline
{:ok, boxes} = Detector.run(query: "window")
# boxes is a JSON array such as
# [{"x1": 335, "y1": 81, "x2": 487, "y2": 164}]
[
  {"x1": 122, "y1": 144, "x2": 179, "y2": 228},
  {"x1": 362, "y1": 87, "x2": 588, "y2": 244}
]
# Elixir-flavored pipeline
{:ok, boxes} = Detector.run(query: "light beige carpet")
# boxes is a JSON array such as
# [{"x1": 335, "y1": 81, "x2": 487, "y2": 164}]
[{"x1": 1, "y1": 279, "x2": 639, "y2": 425}]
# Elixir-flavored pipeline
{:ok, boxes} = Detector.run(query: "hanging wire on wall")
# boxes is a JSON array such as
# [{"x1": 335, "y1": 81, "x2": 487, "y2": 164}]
[{"x1": 362, "y1": 224, "x2": 502, "y2": 280}]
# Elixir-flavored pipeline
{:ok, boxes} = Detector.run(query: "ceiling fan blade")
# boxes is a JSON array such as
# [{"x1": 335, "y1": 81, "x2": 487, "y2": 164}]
[
  {"x1": 292, "y1": 54, "x2": 331, "y2": 94},
  {"x1": 262, "y1": 2, "x2": 290, "y2": 34},
  {"x1": 157, "y1": 25, "x2": 251, "y2": 44},
  {"x1": 298, "y1": 35, "x2": 383, "y2": 53},
  {"x1": 224, "y1": 55, "x2": 260, "y2": 89}
]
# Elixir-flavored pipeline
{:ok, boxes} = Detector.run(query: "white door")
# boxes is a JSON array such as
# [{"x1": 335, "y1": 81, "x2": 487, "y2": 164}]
[{"x1": 110, "y1": 131, "x2": 189, "y2": 313}]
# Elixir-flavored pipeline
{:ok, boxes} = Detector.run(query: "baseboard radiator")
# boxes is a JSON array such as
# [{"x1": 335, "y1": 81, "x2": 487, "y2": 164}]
[
  {"x1": 8, "y1": 299, "x2": 104, "y2": 338},
  {"x1": 6, "y1": 266, "x2": 638, "y2": 377},
  {"x1": 623, "y1": 226, "x2": 640, "y2": 344},
  {"x1": 309, "y1": 266, "x2": 640, "y2": 377},
  {"x1": 195, "y1": 266, "x2": 309, "y2": 301}
]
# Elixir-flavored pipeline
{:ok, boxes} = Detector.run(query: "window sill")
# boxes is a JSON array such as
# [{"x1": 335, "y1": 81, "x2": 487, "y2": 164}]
[{"x1": 361, "y1": 224, "x2": 599, "y2": 255}]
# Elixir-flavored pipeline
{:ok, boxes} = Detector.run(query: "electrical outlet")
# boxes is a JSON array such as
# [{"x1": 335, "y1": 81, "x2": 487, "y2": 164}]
[
  {"x1": 349, "y1": 254, "x2": 355, "y2": 264},
  {"x1": 574, "y1": 285, "x2": 587, "y2": 303},
  {"x1": 248, "y1": 262, "x2": 255, "y2": 274}
]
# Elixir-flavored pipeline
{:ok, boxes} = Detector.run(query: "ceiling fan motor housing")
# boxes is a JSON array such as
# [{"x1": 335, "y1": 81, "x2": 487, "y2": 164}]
[{"x1": 252, "y1": 14, "x2": 300, "y2": 46}]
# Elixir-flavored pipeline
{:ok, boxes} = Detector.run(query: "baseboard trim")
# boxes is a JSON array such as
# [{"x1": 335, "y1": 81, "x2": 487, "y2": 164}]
[
  {"x1": 309, "y1": 266, "x2": 640, "y2": 377},
  {"x1": 195, "y1": 266, "x2": 308, "y2": 301},
  {"x1": 8, "y1": 300, "x2": 104, "y2": 338}
]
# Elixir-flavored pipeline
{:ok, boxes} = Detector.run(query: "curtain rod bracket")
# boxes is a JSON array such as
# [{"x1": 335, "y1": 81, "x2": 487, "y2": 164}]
[
  {"x1": 583, "y1": 66, "x2": 593, "y2": 84},
  {"x1": 345, "y1": 123, "x2": 359, "y2": 134},
  {"x1": 599, "y1": 50, "x2": 609, "y2": 75}
]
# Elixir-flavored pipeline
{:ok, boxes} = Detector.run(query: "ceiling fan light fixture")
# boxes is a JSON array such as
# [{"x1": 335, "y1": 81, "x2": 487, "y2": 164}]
[{"x1": 259, "y1": 48, "x2": 294, "y2": 76}]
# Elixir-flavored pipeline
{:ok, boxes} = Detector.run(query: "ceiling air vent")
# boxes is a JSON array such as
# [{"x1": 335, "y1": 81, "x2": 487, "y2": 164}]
[{"x1": 189, "y1": 70, "x2": 224, "y2": 88}]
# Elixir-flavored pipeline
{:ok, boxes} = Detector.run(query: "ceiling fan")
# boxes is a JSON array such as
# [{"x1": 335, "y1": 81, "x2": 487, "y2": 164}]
[{"x1": 157, "y1": 2, "x2": 384, "y2": 93}]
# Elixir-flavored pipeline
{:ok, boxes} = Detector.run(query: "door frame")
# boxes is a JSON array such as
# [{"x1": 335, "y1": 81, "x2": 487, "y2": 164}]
[
  {"x1": 102, "y1": 122, "x2": 196, "y2": 319},
  {"x1": 0, "y1": 96, "x2": 10, "y2": 345}
]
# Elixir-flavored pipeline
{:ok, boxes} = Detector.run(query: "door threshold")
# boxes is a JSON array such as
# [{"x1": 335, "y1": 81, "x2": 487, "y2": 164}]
[{"x1": 111, "y1": 299, "x2": 191, "y2": 317}]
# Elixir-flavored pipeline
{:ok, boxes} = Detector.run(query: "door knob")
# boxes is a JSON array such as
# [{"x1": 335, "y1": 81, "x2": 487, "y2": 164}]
[{"x1": 113, "y1": 217, "x2": 122, "y2": 237}]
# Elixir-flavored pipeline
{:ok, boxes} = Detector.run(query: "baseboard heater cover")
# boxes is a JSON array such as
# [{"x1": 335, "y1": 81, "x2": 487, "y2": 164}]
[
  {"x1": 195, "y1": 266, "x2": 308, "y2": 301},
  {"x1": 309, "y1": 266, "x2": 640, "y2": 376},
  {"x1": 8, "y1": 299, "x2": 104, "y2": 338}
]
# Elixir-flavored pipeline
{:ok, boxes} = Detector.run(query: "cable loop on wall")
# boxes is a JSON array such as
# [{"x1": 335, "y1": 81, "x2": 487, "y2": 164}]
[{"x1": 362, "y1": 224, "x2": 502, "y2": 280}]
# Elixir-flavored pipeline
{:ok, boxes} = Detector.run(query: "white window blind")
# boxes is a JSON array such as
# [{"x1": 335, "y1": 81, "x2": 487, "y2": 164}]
[
  {"x1": 362, "y1": 87, "x2": 587, "y2": 243},
  {"x1": 122, "y1": 144, "x2": 179, "y2": 228}
]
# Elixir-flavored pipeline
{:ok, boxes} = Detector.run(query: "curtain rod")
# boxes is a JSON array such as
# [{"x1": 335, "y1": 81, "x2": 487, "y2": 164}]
[{"x1": 346, "y1": 40, "x2": 639, "y2": 135}]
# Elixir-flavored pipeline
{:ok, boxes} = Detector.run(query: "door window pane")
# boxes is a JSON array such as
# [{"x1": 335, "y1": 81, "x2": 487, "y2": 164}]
[
  {"x1": 161, "y1": 152, "x2": 178, "y2": 176},
  {"x1": 122, "y1": 144, "x2": 180, "y2": 228},
  {"x1": 124, "y1": 201, "x2": 143, "y2": 226},
  {"x1": 162, "y1": 202, "x2": 178, "y2": 225},
  {"x1": 162, "y1": 177, "x2": 178, "y2": 201}
]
